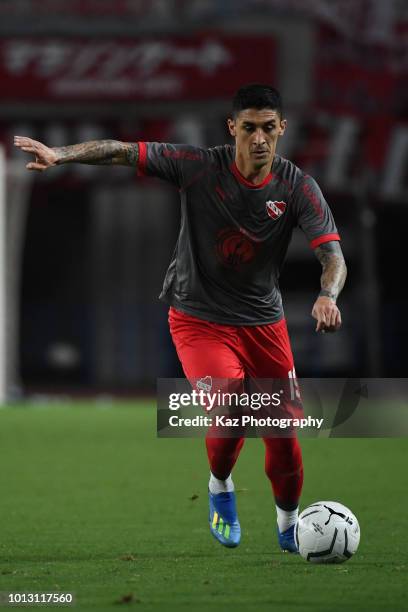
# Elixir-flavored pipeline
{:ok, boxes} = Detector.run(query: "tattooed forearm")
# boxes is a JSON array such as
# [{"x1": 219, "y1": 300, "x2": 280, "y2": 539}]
[
  {"x1": 123, "y1": 143, "x2": 139, "y2": 166},
  {"x1": 314, "y1": 241, "x2": 347, "y2": 301},
  {"x1": 53, "y1": 140, "x2": 139, "y2": 166},
  {"x1": 54, "y1": 140, "x2": 121, "y2": 165}
]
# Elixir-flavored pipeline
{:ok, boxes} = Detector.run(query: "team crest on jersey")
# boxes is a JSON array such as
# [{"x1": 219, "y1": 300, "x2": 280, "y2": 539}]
[{"x1": 266, "y1": 200, "x2": 287, "y2": 220}]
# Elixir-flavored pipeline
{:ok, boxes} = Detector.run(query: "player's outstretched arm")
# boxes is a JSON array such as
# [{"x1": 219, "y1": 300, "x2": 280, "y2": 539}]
[
  {"x1": 14, "y1": 136, "x2": 139, "y2": 171},
  {"x1": 311, "y1": 241, "x2": 347, "y2": 333}
]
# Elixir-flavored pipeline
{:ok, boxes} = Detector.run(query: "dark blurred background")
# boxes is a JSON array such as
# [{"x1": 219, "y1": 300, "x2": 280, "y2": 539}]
[{"x1": 0, "y1": 0, "x2": 407, "y2": 396}]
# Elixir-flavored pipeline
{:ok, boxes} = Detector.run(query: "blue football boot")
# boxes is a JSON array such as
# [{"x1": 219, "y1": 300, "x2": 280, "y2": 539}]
[
  {"x1": 208, "y1": 491, "x2": 241, "y2": 548},
  {"x1": 277, "y1": 523, "x2": 299, "y2": 553}
]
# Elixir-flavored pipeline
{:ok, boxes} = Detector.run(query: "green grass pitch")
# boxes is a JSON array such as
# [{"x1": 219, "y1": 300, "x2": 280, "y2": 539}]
[{"x1": 0, "y1": 402, "x2": 406, "y2": 611}]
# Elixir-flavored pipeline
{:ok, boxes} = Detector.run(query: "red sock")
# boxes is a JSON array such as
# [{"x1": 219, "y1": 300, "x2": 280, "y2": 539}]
[
  {"x1": 263, "y1": 437, "x2": 303, "y2": 510},
  {"x1": 206, "y1": 437, "x2": 245, "y2": 480}
]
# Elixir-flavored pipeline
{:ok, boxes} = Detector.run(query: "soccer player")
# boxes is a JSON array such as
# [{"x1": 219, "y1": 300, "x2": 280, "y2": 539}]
[{"x1": 14, "y1": 83, "x2": 346, "y2": 553}]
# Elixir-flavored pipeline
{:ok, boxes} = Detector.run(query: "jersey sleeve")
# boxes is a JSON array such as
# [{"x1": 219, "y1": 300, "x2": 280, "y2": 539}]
[
  {"x1": 136, "y1": 142, "x2": 207, "y2": 188},
  {"x1": 291, "y1": 175, "x2": 340, "y2": 249}
]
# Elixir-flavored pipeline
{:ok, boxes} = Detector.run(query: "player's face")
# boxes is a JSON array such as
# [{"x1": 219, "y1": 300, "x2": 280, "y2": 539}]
[{"x1": 227, "y1": 108, "x2": 286, "y2": 170}]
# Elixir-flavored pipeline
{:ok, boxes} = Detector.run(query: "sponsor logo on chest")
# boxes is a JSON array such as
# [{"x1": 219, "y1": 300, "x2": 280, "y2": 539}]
[{"x1": 266, "y1": 200, "x2": 287, "y2": 220}]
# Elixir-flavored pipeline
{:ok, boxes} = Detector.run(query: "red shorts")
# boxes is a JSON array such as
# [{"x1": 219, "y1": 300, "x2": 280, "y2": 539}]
[{"x1": 168, "y1": 307, "x2": 295, "y2": 381}]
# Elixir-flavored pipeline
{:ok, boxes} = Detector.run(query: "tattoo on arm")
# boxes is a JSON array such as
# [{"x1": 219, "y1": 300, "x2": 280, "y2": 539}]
[
  {"x1": 122, "y1": 143, "x2": 139, "y2": 166},
  {"x1": 53, "y1": 140, "x2": 139, "y2": 167},
  {"x1": 314, "y1": 241, "x2": 347, "y2": 301}
]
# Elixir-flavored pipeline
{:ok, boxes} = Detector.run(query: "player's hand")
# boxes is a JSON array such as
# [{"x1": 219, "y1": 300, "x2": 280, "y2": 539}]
[
  {"x1": 14, "y1": 136, "x2": 58, "y2": 171},
  {"x1": 311, "y1": 296, "x2": 342, "y2": 333}
]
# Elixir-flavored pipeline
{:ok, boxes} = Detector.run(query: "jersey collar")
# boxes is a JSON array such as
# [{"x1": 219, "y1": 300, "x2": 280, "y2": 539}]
[{"x1": 230, "y1": 160, "x2": 274, "y2": 189}]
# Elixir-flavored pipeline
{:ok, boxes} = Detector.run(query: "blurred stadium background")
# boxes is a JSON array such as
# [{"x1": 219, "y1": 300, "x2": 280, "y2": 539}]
[{"x1": 0, "y1": 0, "x2": 407, "y2": 399}]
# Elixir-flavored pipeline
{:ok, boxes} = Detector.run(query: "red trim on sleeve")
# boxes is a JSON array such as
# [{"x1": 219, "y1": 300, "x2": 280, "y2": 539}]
[
  {"x1": 310, "y1": 233, "x2": 341, "y2": 249},
  {"x1": 230, "y1": 162, "x2": 273, "y2": 189},
  {"x1": 137, "y1": 141, "x2": 147, "y2": 177}
]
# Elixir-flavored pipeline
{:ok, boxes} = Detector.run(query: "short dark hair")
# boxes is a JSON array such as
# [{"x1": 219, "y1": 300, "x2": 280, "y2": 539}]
[{"x1": 232, "y1": 83, "x2": 283, "y2": 118}]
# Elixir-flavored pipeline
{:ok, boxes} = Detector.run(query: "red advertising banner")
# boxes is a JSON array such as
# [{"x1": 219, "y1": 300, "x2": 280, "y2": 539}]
[{"x1": 0, "y1": 36, "x2": 276, "y2": 102}]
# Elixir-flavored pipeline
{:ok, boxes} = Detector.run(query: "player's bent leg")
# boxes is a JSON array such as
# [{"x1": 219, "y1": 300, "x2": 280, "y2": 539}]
[
  {"x1": 237, "y1": 319, "x2": 303, "y2": 552},
  {"x1": 263, "y1": 437, "x2": 303, "y2": 553},
  {"x1": 168, "y1": 307, "x2": 246, "y2": 547}
]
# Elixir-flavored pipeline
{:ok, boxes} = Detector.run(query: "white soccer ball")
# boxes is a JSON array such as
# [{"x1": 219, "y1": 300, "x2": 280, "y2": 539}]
[{"x1": 295, "y1": 501, "x2": 360, "y2": 563}]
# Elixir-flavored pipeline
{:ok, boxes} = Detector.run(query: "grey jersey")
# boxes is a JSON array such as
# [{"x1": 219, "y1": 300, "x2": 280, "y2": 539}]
[{"x1": 137, "y1": 142, "x2": 340, "y2": 325}]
